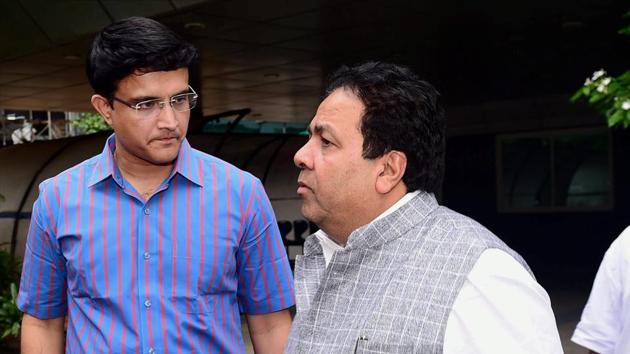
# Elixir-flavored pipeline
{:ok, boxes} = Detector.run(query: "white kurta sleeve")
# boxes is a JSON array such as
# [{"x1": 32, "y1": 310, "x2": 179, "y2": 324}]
[{"x1": 443, "y1": 248, "x2": 563, "y2": 354}]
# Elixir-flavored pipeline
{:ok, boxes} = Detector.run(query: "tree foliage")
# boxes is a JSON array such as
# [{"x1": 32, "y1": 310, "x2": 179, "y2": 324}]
[
  {"x1": 72, "y1": 112, "x2": 111, "y2": 134},
  {"x1": 572, "y1": 11, "x2": 630, "y2": 128}
]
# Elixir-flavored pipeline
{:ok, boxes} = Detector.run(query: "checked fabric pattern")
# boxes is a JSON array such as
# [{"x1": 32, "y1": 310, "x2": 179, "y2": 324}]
[{"x1": 286, "y1": 192, "x2": 532, "y2": 354}]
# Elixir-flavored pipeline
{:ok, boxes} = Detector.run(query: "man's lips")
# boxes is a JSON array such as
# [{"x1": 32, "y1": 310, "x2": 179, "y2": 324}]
[
  {"x1": 154, "y1": 136, "x2": 179, "y2": 143},
  {"x1": 297, "y1": 181, "x2": 311, "y2": 194}
]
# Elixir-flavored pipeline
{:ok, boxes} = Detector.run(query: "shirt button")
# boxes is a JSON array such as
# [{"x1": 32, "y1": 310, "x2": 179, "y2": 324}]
[
  {"x1": 144, "y1": 299, "x2": 151, "y2": 308},
  {"x1": 143, "y1": 252, "x2": 150, "y2": 260},
  {"x1": 144, "y1": 208, "x2": 150, "y2": 215},
  {"x1": 148, "y1": 348, "x2": 155, "y2": 354}
]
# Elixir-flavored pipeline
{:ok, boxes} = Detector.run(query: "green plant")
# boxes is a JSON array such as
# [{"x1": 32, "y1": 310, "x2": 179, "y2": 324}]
[
  {"x1": 0, "y1": 283, "x2": 21, "y2": 339},
  {"x1": 0, "y1": 251, "x2": 20, "y2": 294},
  {"x1": 0, "y1": 250, "x2": 22, "y2": 342},
  {"x1": 72, "y1": 111, "x2": 111, "y2": 134},
  {"x1": 572, "y1": 11, "x2": 630, "y2": 127}
]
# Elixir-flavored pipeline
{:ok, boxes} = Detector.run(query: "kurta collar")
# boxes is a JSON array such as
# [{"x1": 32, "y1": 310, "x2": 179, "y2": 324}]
[{"x1": 304, "y1": 191, "x2": 439, "y2": 256}]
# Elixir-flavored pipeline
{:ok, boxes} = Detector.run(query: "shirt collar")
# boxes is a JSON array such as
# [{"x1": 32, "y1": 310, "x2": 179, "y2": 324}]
[
  {"x1": 314, "y1": 190, "x2": 421, "y2": 258},
  {"x1": 172, "y1": 138, "x2": 203, "y2": 187},
  {"x1": 88, "y1": 134, "x2": 203, "y2": 188}
]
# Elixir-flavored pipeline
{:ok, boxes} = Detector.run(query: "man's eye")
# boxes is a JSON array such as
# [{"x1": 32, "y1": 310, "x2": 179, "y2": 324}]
[
  {"x1": 136, "y1": 101, "x2": 157, "y2": 110},
  {"x1": 171, "y1": 95, "x2": 187, "y2": 104},
  {"x1": 321, "y1": 138, "x2": 331, "y2": 146}
]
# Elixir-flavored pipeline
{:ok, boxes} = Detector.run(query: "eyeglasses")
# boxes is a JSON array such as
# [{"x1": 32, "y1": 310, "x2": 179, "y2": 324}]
[{"x1": 112, "y1": 86, "x2": 198, "y2": 119}]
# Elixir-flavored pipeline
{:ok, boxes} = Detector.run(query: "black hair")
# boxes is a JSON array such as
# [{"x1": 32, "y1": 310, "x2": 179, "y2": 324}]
[
  {"x1": 324, "y1": 61, "x2": 445, "y2": 193},
  {"x1": 86, "y1": 16, "x2": 198, "y2": 99}
]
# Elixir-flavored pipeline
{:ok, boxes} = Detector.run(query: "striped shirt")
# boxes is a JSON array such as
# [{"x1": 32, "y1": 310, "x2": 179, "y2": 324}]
[{"x1": 17, "y1": 134, "x2": 295, "y2": 354}]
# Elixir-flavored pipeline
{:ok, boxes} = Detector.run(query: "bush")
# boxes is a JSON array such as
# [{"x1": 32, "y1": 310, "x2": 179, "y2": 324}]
[
  {"x1": 572, "y1": 11, "x2": 630, "y2": 127},
  {"x1": 0, "y1": 250, "x2": 22, "y2": 342},
  {"x1": 0, "y1": 283, "x2": 21, "y2": 339},
  {"x1": 72, "y1": 112, "x2": 111, "y2": 134}
]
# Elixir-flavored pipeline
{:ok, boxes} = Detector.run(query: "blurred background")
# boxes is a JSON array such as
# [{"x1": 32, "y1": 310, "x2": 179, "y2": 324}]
[{"x1": 1, "y1": 0, "x2": 629, "y2": 352}]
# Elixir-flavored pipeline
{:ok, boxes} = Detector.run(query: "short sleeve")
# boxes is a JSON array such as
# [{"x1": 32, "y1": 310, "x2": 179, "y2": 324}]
[
  {"x1": 571, "y1": 231, "x2": 626, "y2": 353},
  {"x1": 236, "y1": 178, "x2": 295, "y2": 314},
  {"x1": 17, "y1": 181, "x2": 68, "y2": 319}
]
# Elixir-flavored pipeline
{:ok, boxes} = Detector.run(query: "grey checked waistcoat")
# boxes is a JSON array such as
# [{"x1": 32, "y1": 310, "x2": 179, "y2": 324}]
[{"x1": 285, "y1": 192, "x2": 532, "y2": 354}]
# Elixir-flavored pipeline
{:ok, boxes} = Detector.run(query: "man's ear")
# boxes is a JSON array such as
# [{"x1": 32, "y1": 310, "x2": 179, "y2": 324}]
[
  {"x1": 375, "y1": 150, "x2": 407, "y2": 194},
  {"x1": 91, "y1": 94, "x2": 113, "y2": 126}
]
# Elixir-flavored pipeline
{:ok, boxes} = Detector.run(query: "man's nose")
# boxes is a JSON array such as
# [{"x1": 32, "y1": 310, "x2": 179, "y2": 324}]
[
  {"x1": 156, "y1": 102, "x2": 178, "y2": 129},
  {"x1": 294, "y1": 143, "x2": 310, "y2": 169}
]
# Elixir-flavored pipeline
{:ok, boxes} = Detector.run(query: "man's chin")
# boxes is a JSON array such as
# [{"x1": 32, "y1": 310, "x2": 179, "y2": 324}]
[
  {"x1": 146, "y1": 153, "x2": 178, "y2": 166},
  {"x1": 300, "y1": 204, "x2": 320, "y2": 225}
]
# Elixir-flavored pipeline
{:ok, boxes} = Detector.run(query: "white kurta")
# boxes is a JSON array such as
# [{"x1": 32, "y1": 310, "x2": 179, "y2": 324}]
[
  {"x1": 572, "y1": 226, "x2": 630, "y2": 354},
  {"x1": 317, "y1": 192, "x2": 563, "y2": 354}
]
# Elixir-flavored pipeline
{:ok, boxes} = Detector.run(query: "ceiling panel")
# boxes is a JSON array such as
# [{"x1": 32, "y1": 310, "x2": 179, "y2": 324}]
[
  {"x1": 213, "y1": 66, "x2": 317, "y2": 83},
  {"x1": 35, "y1": 84, "x2": 93, "y2": 101},
  {"x1": 0, "y1": 74, "x2": 31, "y2": 85},
  {"x1": 241, "y1": 82, "x2": 320, "y2": 95},
  {"x1": 254, "y1": 93, "x2": 321, "y2": 107},
  {"x1": 0, "y1": 61, "x2": 67, "y2": 76},
  {"x1": 0, "y1": 97, "x2": 53, "y2": 110},
  {"x1": 1, "y1": 0, "x2": 629, "y2": 125},
  {"x1": 212, "y1": 46, "x2": 316, "y2": 66},
  {"x1": 203, "y1": 88, "x2": 277, "y2": 100},
  {"x1": 202, "y1": 78, "x2": 261, "y2": 90},
  {"x1": 101, "y1": 0, "x2": 175, "y2": 20},
  {"x1": 0, "y1": 87, "x2": 48, "y2": 99},
  {"x1": 200, "y1": 0, "x2": 321, "y2": 22},
  {"x1": 22, "y1": 38, "x2": 95, "y2": 67},
  {"x1": 0, "y1": 1, "x2": 51, "y2": 60},
  {"x1": 161, "y1": 11, "x2": 250, "y2": 36},
  {"x1": 171, "y1": 0, "x2": 208, "y2": 8},
  {"x1": 214, "y1": 23, "x2": 312, "y2": 45},
  {"x1": 48, "y1": 99, "x2": 92, "y2": 111},
  {"x1": 11, "y1": 74, "x2": 85, "y2": 89},
  {"x1": 196, "y1": 38, "x2": 250, "y2": 59},
  {"x1": 200, "y1": 59, "x2": 258, "y2": 77},
  {"x1": 269, "y1": 10, "x2": 322, "y2": 30},
  {"x1": 20, "y1": 0, "x2": 111, "y2": 43},
  {"x1": 271, "y1": 34, "x2": 324, "y2": 53}
]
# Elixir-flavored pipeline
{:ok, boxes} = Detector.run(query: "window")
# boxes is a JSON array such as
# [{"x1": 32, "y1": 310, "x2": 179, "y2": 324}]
[{"x1": 497, "y1": 128, "x2": 612, "y2": 212}]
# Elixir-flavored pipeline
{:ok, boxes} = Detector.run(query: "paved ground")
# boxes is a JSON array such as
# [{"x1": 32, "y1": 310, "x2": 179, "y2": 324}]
[{"x1": 552, "y1": 289, "x2": 592, "y2": 354}]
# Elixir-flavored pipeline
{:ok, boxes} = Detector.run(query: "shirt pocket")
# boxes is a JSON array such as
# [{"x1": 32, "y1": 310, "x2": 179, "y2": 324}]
[
  {"x1": 66, "y1": 255, "x2": 99, "y2": 298},
  {"x1": 171, "y1": 294, "x2": 213, "y2": 314},
  {"x1": 170, "y1": 256, "x2": 215, "y2": 314}
]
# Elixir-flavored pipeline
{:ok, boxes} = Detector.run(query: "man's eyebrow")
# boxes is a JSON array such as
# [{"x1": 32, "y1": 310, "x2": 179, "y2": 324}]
[
  {"x1": 309, "y1": 123, "x2": 339, "y2": 140},
  {"x1": 129, "y1": 96, "x2": 158, "y2": 103},
  {"x1": 312, "y1": 123, "x2": 328, "y2": 134},
  {"x1": 130, "y1": 88, "x2": 191, "y2": 102}
]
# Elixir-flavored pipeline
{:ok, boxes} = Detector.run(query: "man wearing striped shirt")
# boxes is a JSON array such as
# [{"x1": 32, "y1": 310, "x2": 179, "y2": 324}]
[{"x1": 18, "y1": 17, "x2": 294, "y2": 353}]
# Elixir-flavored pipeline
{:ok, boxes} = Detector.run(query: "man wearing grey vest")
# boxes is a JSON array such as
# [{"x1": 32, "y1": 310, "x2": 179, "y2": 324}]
[{"x1": 286, "y1": 62, "x2": 563, "y2": 353}]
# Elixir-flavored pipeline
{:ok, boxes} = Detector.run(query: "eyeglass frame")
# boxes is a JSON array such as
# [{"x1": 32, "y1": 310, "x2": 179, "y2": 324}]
[{"x1": 110, "y1": 85, "x2": 198, "y2": 116}]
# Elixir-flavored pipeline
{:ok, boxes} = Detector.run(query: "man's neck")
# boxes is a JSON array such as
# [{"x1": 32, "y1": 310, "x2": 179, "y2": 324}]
[
  {"x1": 324, "y1": 187, "x2": 411, "y2": 246},
  {"x1": 114, "y1": 150, "x2": 174, "y2": 199}
]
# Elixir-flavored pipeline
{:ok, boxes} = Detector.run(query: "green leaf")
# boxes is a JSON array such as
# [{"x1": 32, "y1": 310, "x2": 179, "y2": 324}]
[
  {"x1": 589, "y1": 93, "x2": 606, "y2": 104},
  {"x1": 608, "y1": 110, "x2": 624, "y2": 127},
  {"x1": 570, "y1": 90, "x2": 585, "y2": 102}
]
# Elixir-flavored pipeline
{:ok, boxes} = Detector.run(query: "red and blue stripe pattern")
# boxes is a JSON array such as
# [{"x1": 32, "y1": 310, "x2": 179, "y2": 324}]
[{"x1": 18, "y1": 135, "x2": 295, "y2": 353}]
